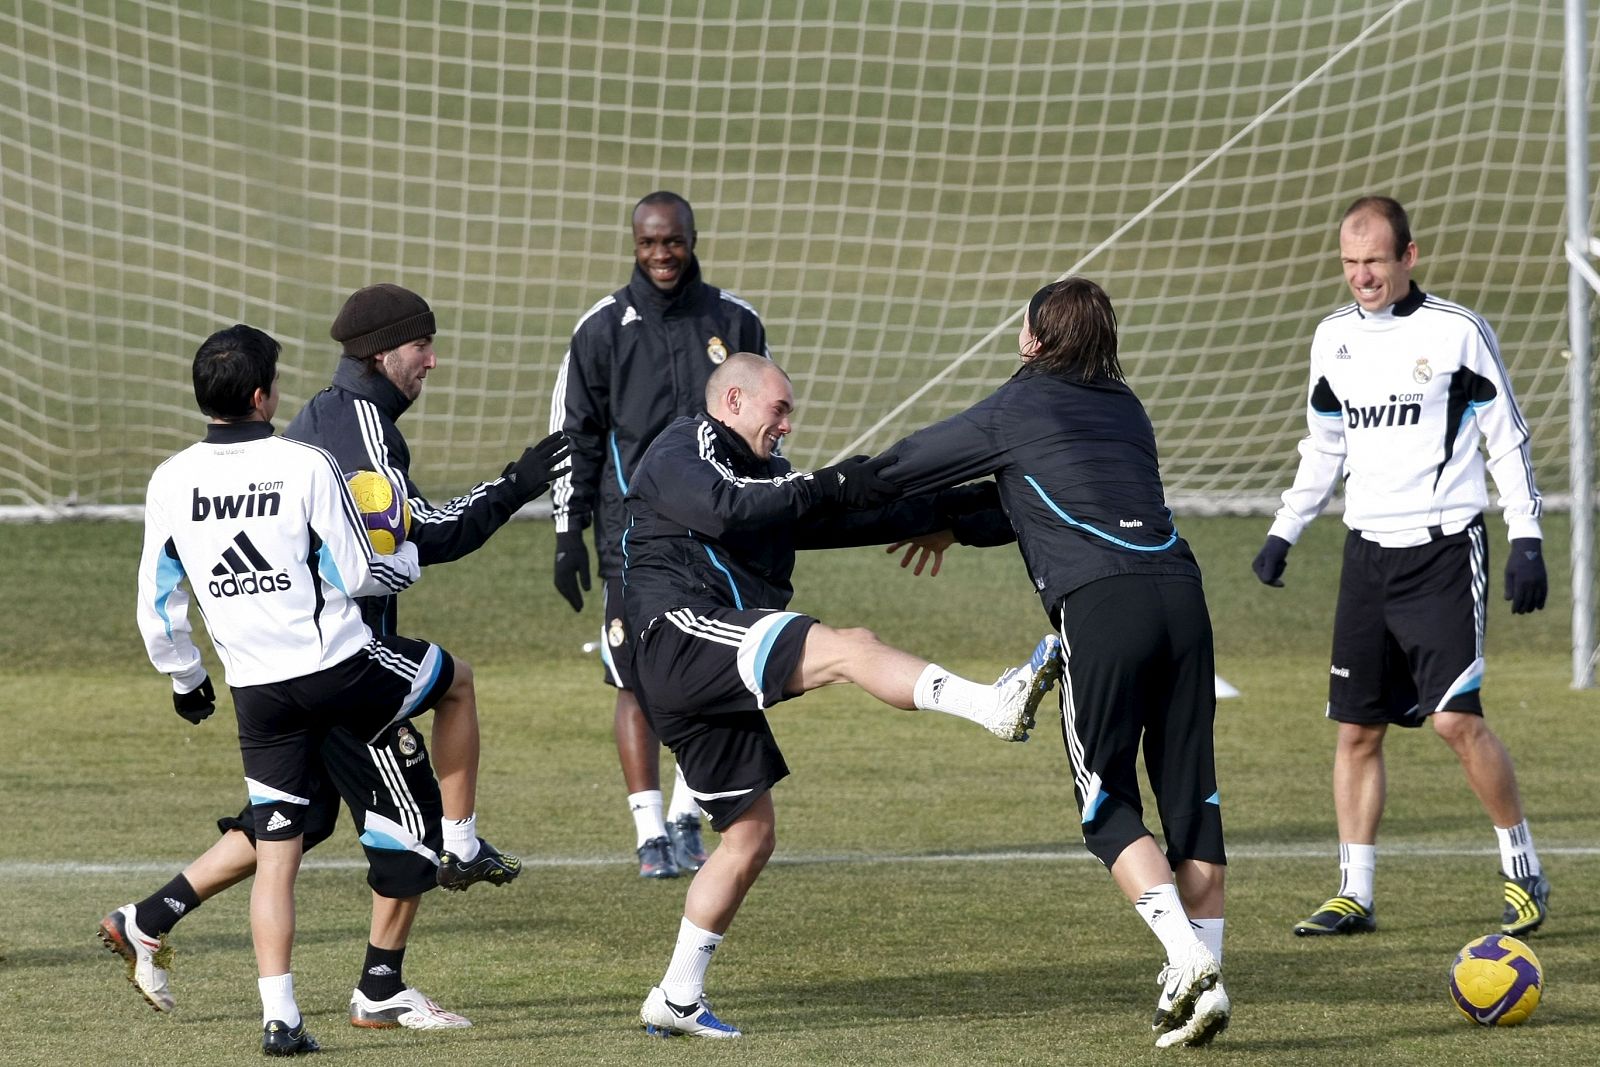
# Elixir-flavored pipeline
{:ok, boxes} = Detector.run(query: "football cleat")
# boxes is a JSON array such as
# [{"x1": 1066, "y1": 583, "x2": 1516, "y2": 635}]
[
  {"x1": 1501, "y1": 871, "x2": 1550, "y2": 936},
  {"x1": 639, "y1": 985, "x2": 741, "y2": 1039},
  {"x1": 261, "y1": 1018, "x2": 320, "y2": 1056},
  {"x1": 1151, "y1": 942, "x2": 1221, "y2": 1037},
  {"x1": 1292, "y1": 895, "x2": 1376, "y2": 937},
  {"x1": 350, "y1": 986, "x2": 471, "y2": 1029},
  {"x1": 637, "y1": 835, "x2": 680, "y2": 879},
  {"x1": 97, "y1": 904, "x2": 175, "y2": 1012},
  {"x1": 666, "y1": 814, "x2": 709, "y2": 872},
  {"x1": 1155, "y1": 982, "x2": 1231, "y2": 1048},
  {"x1": 437, "y1": 839, "x2": 522, "y2": 891},
  {"x1": 983, "y1": 634, "x2": 1063, "y2": 741}
]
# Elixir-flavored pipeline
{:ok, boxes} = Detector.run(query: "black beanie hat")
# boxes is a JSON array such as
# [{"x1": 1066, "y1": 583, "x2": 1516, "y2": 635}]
[{"x1": 330, "y1": 284, "x2": 436, "y2": 358}]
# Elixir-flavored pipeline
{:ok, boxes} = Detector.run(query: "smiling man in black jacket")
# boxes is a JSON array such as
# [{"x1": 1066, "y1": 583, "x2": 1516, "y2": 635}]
[{"x1": 548, "y1": 192, "x2": 771, "y2": 879}]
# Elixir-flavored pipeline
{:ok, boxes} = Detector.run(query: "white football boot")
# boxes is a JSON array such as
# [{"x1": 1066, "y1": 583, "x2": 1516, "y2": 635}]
[
  {"x1": 640, "y1": 985, "x2": 742, "y2": 1038},
  {"x1": 97, "y1": 904, "x2": 174, "y2": 1012},
  {"x1": 983, "y1": 634, "x2": 1064, "y2": 741},
  {"x1": 350, "y1": 987, "x2": 472, "y2": 1029}
]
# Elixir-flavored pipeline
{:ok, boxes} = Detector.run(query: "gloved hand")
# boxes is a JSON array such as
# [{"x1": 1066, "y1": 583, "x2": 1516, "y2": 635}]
[
  {"x1": 553, "y1": 529, "x2": 590, "y2": 612},
  {"x1": 1504, "y1": 537, "x2": 1548, "y2": 614},
  {"x1": 1252, "y1": 535, "x2": 1291, "y2": 587},
  {"x1": 502, "y1": 431, "x2": 571, "y2": 502},
  {"x1": 813, "y1": 454, "x2": 902, "y2": 510},
  {"x1": 173, "y1": 675, "x2": 216, "y2": 724}
]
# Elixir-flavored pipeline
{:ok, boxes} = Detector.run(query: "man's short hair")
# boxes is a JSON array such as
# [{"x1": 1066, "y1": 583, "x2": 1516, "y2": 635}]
[
  {"x1": 1341, "y1": 195, "x2": 1412, "y2": 259},
  {"x1": 705, "y1": 352, "x2": 785, "y2": 412},
  {"x1": 633, "y1": 190, "x2": 695, "y2": 232},
  {"x1": 193, "y1": 324, "x2": 279, "y2": 421}
]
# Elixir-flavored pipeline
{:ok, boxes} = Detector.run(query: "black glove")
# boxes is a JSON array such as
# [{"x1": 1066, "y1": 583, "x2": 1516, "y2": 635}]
[
  {"x1": 1252, "y1": 535, "x2": 1291, "y2": 587},
  {"x1": 553, "y1": 529, "x2": 591, "y2": 612},
  {"x1": 813, "y1": 454, "x2": 902, "y2": 510},
  {"x1": 173, "y1": 675, "x2": 216, "y2": 724},
  {"x1": 502, "y1": 431, "x2": 571, "y2": 503},
  {"x1": 1504, "y1": 537, "x2": 1548, "y2": 614}
]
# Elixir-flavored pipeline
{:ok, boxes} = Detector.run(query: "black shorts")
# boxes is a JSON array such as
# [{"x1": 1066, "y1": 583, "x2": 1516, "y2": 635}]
[
  {"x1": 1328, "y1": 518, "x2": 1486, "y2": 726},
  {"x1": 1055, "y1": 574, "x2": 1224, "y2": 869},
  {"x1": 216, "y1": 720, "x2": 446, "y2": 899},
  {"x1": 232, "y1": 635, "x2": 453, "y2": 854},
  {"x1": 630, "y1": 607, "x2": 815, "y2": 830},
  {"x1": 598, "y1": 577, "x2": 635, "y2": 690}
]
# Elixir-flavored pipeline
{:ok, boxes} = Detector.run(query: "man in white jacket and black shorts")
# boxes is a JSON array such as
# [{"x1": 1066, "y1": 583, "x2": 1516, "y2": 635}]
[
  {"x1": 134, "y1": 324, "x2": 510, "y2": 1055},
  {"x1": 1252, "y1": 195, "x2": 1550, "y2": 941}
]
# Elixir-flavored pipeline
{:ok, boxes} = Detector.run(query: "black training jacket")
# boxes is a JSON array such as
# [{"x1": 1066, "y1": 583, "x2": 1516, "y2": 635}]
[
  {"x1": 549, "y1": 257, "x2": 769, "y2": 578},
  {"x1": 285, "y1": 357, "x2": 532, "y2": 633},
  {"x1": 876, "y1": 364, "x2": 1203, "y2": 622},
  {"x1": 620, "y1": 414, "x2": 979, "y2": 634}
]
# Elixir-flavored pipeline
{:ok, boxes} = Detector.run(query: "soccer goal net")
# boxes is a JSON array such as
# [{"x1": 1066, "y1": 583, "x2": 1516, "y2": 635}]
[{"x1": 1, "y1": 0, "x2": 1592, "y2": 516}]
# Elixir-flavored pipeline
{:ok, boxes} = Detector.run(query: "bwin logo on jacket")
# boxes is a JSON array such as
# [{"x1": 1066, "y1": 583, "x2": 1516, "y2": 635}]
[
  {"x1": 1343, "y1": 393, "x2": 1423, "y2": 429},
  {"x1": 208, "y1": 531, "x2": 293, "y2": 597},
  {"x1": 192, "y1": 483, "x2": 282, "y2": 521}
]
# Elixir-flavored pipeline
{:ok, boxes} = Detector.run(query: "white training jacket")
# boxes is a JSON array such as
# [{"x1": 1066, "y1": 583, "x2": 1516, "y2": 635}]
[
  {"x1": 1269, "y1": 284, "x2": 1543, "y2": 549},
  {"x1": 137, "y1": 421, "x2": 420, "y2": 691}
]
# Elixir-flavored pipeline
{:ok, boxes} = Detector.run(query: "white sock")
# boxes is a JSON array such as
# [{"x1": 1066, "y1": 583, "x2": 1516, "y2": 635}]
[
  {"x1": 660, "y1": 917, "x2": 723, "y2": 1005},
  {"x1": 1495, "y1": 820, "x2": 1542, "y2": 879},
  {"x1": 629, "y1": 789, "x2": 668, "y2": 848},
  {"x1": 1134, "y1": 883, "x2": 1200, "y2": 963},
  {"x1": 665, "y1": 766, "x2": 701, "y2": 823},
  {"x1": 443, "y1": 815, "x2": 480, "y2": 862},
  {"x1": 1191, "y1": 917, "x2": 1224, "y2": 966},
  {"x1": 1337, "y1": 843, "x2": 1376, "y2": 908},
  {"x1": 912, "y1": 663, "x2": 996, "y2": 724},
  {"x1": 258, "y1": 972, "x2": 299, "y2": 1027}
]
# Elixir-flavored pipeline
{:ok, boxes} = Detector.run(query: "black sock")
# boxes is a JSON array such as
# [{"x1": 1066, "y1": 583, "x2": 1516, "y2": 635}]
[
  {"x1": 133, "y1": 875, "x2": 202, "y2": 937},
  {"x1": 358, "y1": 943, "x2": 407, "y2": 1001}
]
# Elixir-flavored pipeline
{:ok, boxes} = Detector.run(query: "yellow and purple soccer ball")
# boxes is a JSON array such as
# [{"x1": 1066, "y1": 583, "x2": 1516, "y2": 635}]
[
  {"x1": 1449, "y1": 933, "x2": 1542, "y2": 1026},
  {"x1": 346, "y1": 470, "x2": 410, "y2": 554}
]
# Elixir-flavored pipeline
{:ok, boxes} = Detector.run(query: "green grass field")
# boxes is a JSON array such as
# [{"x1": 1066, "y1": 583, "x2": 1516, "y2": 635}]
[{"x1": 1, "y1": 514, "x2": 1595, "y2": 1065}]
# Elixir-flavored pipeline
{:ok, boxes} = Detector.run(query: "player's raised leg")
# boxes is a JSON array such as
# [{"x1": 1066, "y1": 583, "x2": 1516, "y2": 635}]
[
  {"x1": 431, "y1": 658, "x2": 522, "y2": 891},
  {"x1": 792, "y1": 622, "x2": 1063, "y2": 741}
]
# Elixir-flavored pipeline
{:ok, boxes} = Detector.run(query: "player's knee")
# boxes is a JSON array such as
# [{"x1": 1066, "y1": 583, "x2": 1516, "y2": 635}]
[
  {"x1": 1430, "y1": 709, "x2": 1486, "y2": 747},
  {"x1": 838, "y1": 625, "x2": 881, "y2": 646},
  {"x1": 744, "y1": 823, "x2": 777, "y2": 868},
  {"x1": 1335, "y1": 721, "x2": 1385, "y2": 756},
  {"x1": 438, "y1": 657, "x2": 475, "y2": 710}
]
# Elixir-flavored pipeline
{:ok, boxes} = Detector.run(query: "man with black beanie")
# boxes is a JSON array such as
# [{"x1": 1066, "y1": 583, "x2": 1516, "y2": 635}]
[
  {"x1": 99, "y1": 284, "x2": 568, "y2": 1033},
  {"x1": 548, "y1": 192, "x2": 770, "y2": 879}
]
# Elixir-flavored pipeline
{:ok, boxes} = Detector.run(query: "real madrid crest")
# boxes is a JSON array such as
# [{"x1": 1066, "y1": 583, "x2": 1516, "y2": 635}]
[
  {"x1": 396, "y1": 726, "x2": 419, "y2": 757},
  {"x1": 1412, "y1": 358, "x2": 1433, "y2": 384},
  {"x1": 706, "y1": 336, "x2": 728, "y2": 364},
  {"x1": 608, "y1": 618, "x2": 626, "y2": 647}
]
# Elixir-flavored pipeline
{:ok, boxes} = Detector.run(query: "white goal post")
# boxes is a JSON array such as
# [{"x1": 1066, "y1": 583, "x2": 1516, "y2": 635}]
[{"x1": 2, "y1": 0, "x2": 1594, "y2": 676}]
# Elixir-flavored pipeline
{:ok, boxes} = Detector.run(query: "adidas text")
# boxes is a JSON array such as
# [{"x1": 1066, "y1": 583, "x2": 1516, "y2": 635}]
[{"x1": 209, "y1": 570, "x2": 293, "y2": 597}]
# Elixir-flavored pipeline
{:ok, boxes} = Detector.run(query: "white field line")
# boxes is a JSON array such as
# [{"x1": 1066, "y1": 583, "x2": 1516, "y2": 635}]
[{"x1": 5, "y1": 842, "x2": 1600, "y2": 878}]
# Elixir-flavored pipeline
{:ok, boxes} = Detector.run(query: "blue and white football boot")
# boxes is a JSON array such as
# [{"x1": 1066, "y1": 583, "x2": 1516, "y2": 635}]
[{"x1": 640, "y1": 985, "x2": 742, "y2": 1039}]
